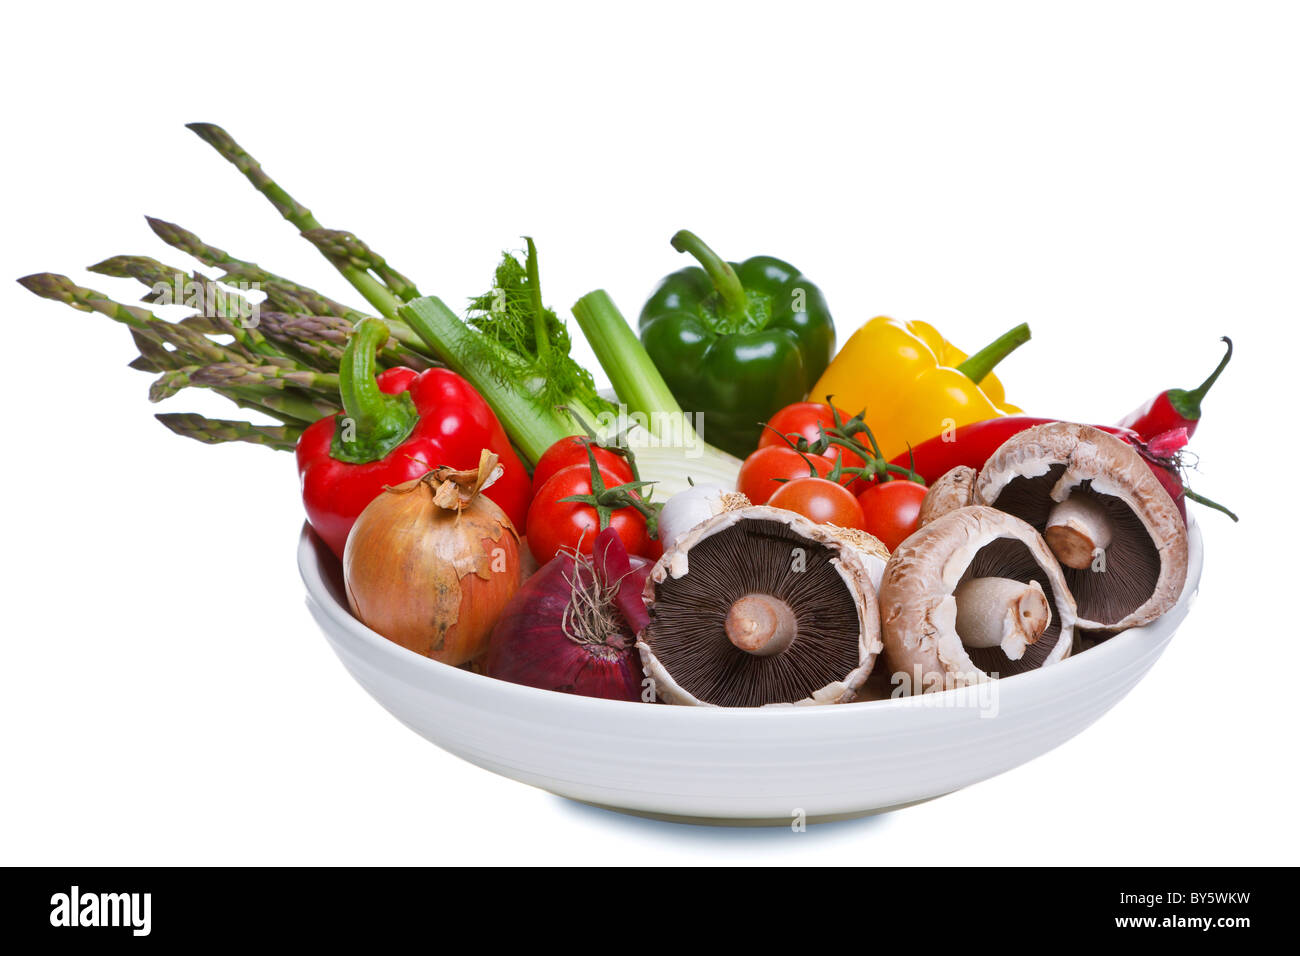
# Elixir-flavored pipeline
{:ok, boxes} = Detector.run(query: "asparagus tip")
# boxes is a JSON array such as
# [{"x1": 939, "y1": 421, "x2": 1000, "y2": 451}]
[
  {"x1": 185, "y1": 122, "x2": 226, "y2": 144},
  {"x1": 145, "y1": 216, "x2": 187, "y2": 243},
  {"x1": 87, "y1": 255, "x2": 135, "y2": 277},
  {"x1": 17, "y1": 272, "x2": 75, "y2": 301}
]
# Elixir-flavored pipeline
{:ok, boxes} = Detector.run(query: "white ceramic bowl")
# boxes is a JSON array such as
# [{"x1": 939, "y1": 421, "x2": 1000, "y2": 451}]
[{"x1": 299, "y1": 519, "x2": 1203, "y2": 825}]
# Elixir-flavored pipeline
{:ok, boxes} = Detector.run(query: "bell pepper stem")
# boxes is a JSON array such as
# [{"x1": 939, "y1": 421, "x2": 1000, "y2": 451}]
[
  {"x1": 1168, "y1": 337, "x2": 1232, "y2": 420},
  {"x1": 955, "y1": 322, "x2": 1032, "y2": 384},
  {"x1": 670, "y1": 230, "x2": 749, "y2": 321},
  {"x1": 330, "y1": 317, "x2": 420, "y2": 464}
]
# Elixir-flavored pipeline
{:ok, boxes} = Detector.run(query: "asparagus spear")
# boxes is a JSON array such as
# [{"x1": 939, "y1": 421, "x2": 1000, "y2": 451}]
[
  {"x1": 149, "y1": 363, "x2": 340, "y2": 402},
  {"x1": 145, "y1": 216, "x2": 431, "y2": 361},
  {"x1": 257, "y1": 311, "x2": 429, "y2": 371},
  {"x1": 185, "y1": 124, "x2": 415, "y2": 317},
  {"x1": 20, "y1": 273, "x2": 335, "y2": 425},
  {"x1": 128, "y1": 329, "x2": 182, "y2": 373},
  {"x1": 145, "y1": 217, "x2": 361, "y2": 318},
  {"x1": 229, "y1": 391, "x2": 336, "y2": 426},
  {"x1": 156, "y1": 413, "x2": 304, "y2": 452},
  {"x1": 88, "y1": 254, "x2": 288, "y2": 362},
  {"x1": 302, "y1": 229, "x2": 420, "y2": 302},
  {"x1": 18, "y1": 273, "x2": 249, "y2": 367}
]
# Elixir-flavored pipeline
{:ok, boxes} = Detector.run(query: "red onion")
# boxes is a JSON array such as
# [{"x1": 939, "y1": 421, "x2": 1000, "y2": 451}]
[{"x1": 485, "y1": 528, "x2": 651, "y2": 701}]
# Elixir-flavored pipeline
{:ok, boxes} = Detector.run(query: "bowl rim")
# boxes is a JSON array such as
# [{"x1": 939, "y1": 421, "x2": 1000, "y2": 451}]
[{"x1": 299, "y1": 515, "x2": 1202, "y2": 722}]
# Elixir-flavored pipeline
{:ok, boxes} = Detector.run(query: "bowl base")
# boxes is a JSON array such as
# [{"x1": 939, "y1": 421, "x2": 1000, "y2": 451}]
[{"x1": 571, "y1": 793, "x2": 951, "y2": 827}]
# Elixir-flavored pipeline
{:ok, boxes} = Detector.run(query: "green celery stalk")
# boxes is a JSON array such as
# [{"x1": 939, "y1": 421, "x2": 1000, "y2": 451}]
[
  {"x1": 571, "y1": 289, "x2": 741, "y2": 498},
  {"x1": 399, "y1": 295, "x2": 597, "y2": 464}
]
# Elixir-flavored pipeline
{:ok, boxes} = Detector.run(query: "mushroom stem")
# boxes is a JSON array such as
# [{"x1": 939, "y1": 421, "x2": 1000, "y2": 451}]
[
  {"x1": 725, "y1": 593, "x2": 798, "y2": 656},
  {"x1": 1044, "y1": 494, "x2": 1113, "y2": 569},
  {"x1": 953, "y1": 577, "x2": 1051, "y2": 661}
]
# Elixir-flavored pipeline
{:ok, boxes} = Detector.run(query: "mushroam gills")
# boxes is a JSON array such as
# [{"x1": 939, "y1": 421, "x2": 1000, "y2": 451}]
[
  {"x1": 973, "y1": 423, "x2": 1188, "y2": 631},
  {"x1": 638, "y1": 507, "x2": 885, "y2": 707}
]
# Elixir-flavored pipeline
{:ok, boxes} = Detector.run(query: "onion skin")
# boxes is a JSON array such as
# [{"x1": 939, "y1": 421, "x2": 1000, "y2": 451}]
[
  {"x1": 344, "y1": 453, "x2": 520, "y2": 665},
  {"x1": 484, "y1": 547, "x2": 651, "y2": 701}
]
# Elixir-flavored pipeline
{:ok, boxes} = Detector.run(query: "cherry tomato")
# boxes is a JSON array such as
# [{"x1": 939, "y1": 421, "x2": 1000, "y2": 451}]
[
  {"x1": 531, "y1": 437, "x2": 634, "y2": 496},
  {"x1": 856, "y1": 480, "x2": 928, "y2": 551},
  {"x1": 768, "y1": 476, "x2": 866, "y2": 529},
  {"x1": 737, "y1": 446, "x2": 835, "y2": 505},
  {"x1": 526, "y1": 463, "x2": 651, "y2": 565},
  {"x1": 759, "y1": 402, "x2": 865, "y2": 469}
]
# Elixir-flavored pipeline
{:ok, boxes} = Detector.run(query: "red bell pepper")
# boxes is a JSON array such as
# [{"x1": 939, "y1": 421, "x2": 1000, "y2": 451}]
[
  {"x1": 1116, "y1": 337, "x2": 1232, "y2": 441},
  {"x1": 296, "y1": 318, "x2": 531, "y2": 557}
]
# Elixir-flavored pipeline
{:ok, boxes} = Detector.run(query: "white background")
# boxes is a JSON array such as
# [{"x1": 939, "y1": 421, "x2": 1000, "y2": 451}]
[{"x1": 2, "y1": 2, "x2": 1295, "y2": 865}]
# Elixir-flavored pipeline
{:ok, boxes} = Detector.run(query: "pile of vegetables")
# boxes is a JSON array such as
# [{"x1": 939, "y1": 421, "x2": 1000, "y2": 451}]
[{"x1": 21, "y1": 124, "x2": 1235, "y2": 709}]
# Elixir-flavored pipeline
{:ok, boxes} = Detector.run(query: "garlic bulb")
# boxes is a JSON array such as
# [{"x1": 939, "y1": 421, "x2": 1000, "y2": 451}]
[{"x1": 657, "y1": 485, "x2": 750, "y2": 552}]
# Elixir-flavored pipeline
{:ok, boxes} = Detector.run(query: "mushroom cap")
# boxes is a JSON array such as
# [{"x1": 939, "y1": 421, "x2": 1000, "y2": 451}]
[
  {"x1": 975, "y1": 422, "x2": 1188, "y2": 631},
  {"x1": 638, "y1": 505, "x2": 886, "y2": 707},
  {"x1": 918, "y1": 466, "x2": 977, "y2": 529},
  {"x1": 878, "y1": 506, "x2": 1077, "y2": 692}
]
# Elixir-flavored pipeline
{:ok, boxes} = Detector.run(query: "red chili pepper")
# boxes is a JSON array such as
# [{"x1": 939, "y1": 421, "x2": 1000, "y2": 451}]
[
  {"x1": 888, "y1": 417, "x2": 1236, "y2": 524},
  {"x1": 888, "y1": 416, "x2": 1141, "y2": 485},
  {"x1": 296, "y1": 318, "x2": 531, "y2": 558},
  {"x1": 1116, "y1": 337, "x2": 1232, "y2": 441}
]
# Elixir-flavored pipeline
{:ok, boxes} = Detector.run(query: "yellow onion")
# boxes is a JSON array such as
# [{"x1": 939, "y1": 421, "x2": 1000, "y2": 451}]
[{"x1": 344, "y1": 450, "x2": 521, "y2": 665}]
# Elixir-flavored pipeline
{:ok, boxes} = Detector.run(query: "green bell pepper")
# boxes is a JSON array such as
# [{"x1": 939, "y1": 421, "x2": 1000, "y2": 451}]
[{"x1": 638, "y1": 230, "x2": 836, "y2": 458}]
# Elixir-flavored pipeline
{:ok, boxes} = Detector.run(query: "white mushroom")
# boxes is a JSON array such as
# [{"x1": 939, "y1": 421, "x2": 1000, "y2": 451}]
[
  {"x1": 976, "y1": 423, "x2": 1189, "y2": 631},
  {"x1": 878, "y1": 506, "x2": 1077, "y2": 692},
  {"x1": 918, "y1": 465, "x2": 977, "y2": 529}
]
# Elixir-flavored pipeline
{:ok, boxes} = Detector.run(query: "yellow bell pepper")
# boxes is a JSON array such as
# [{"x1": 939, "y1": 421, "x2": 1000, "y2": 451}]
[{"x1": 809, "y1": 317, "x2": 1027, "y2": 461}]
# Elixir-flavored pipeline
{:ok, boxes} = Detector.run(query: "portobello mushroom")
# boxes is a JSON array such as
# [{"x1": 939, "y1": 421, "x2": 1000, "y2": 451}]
[{"x1": 638, "y1": 506, "x2": 887, "y2": 707}]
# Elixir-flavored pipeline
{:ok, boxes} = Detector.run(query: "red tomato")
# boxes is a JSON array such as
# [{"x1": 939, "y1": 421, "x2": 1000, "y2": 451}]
[
  {"x1": 737, "y1": 446, "x2": 835, "y2": 505},
  {"x1": 857, "y1": 480, "x2": 928, "y2": 551},
  {"x1": 526, "y1": 463, "x2": 651, "y2": 565},
  {"x1": 760, "y1": 402, "x2": 865, "y2": 468},
  {"x1": 767, "y1": 476, "x2": 866, "y2": 529},
  {"x1": 531, "y1": 437, "x2": 634, "y2": 496}
]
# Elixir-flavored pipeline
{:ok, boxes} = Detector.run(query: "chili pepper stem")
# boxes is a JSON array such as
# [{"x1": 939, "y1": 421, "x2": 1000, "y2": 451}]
[
  {"x1": 955, "y1": 322, "x2": 1031, "y2": 384},
  {"x1": 669, "y1": 230, "x2": 750, "y2": 322},
  {"x1": 1168, "y1": 337, "x2": 1233, "y2": 420},
  {"x1": 1183, "y1": 487, "x2": 1239, "y2": 522},
  {"x1": 330, "y1": 318, "x2": 419, "y2": 464}
]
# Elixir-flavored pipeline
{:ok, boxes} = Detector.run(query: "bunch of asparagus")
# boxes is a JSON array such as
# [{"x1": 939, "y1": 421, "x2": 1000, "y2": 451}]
[{"x1": 18, "y1": 124, "x2": 439, "y2": 451}]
